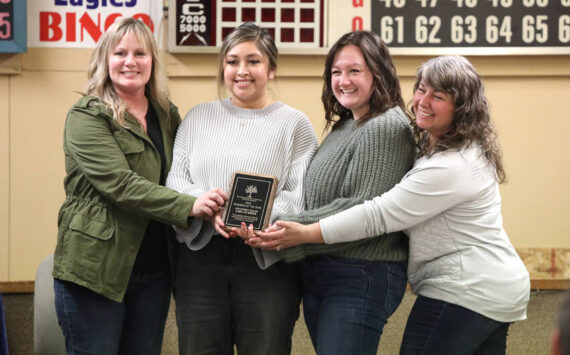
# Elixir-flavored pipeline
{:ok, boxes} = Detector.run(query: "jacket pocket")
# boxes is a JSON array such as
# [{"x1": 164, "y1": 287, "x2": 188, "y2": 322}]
[
  {"x1": 113, "y1": 129, "x2": 147, "y2": 171},
  {"x1": 113, "y1": 130, "x2": 144, "y2": 154},
  {"x1": 68, "y1": 214, "x2": 114, "y2": 240},
  {"x1": 64, "y1": 212, "x2": 116, "y2": 278}
]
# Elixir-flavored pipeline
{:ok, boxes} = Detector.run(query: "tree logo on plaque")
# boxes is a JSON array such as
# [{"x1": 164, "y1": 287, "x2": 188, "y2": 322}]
[{"x1": 245, "y1": 185, "x2": 258, "y2": 198}]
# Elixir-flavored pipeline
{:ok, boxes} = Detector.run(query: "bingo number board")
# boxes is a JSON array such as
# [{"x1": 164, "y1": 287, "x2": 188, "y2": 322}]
[
  {"x1": 169, "y1": 0, "x2": 325, "y2": 53},
  {"x1": 0, "y1": 0, "x2": 13, "y2": 41},
  {"x1": 0, "y1": 0, "x2": 26, "y2": 53},
  {"x1": 372, "y1": 0, "x2": 570, "y2": 55}
]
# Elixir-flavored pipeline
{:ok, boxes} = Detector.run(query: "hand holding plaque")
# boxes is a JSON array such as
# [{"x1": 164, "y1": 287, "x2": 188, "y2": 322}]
[{"x1": 222, "y1": 172, "x2": 278, "y2": 232}]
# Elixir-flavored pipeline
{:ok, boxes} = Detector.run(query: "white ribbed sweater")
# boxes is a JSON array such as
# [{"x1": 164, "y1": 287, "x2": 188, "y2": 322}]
[{"x1": 166, "y1": 98, "x2": 318, "y2": 268}]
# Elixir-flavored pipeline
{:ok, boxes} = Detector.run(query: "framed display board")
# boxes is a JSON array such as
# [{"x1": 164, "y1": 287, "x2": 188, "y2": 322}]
[
  {"x1": 169, "y1": 0, "x2": 570, "y2": 55},
  {"x1": 0, "y1": 0, "x2": 27, "y2": 53},
  {"x1": 168, "y1": 0, "x2": 327, "y2": 54},
  {"x1": 370, "y1": 0, "x2": 570, "y2": 55}
]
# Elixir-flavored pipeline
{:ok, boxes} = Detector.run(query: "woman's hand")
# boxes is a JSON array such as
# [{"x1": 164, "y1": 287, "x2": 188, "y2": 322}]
[
  {"x1": 232, "y1": 222, "x2": 256, "y2": 241},
  {"x1": 247, "y1": 221, "x2": 324, "y2": 250},
  {"x1": 189, "y1": 188, "x2": 227, "y2": 218},
  {"x1": 210, "y1": 211, "x2": 235, "y2": 239}
]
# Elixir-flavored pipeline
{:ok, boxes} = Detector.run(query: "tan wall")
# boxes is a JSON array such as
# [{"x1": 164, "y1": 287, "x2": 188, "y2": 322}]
[
  {"x1": 0, "y1": 47, "x2": 569, "y2": 282},
  {"x1": 1, "y1": 68, "x2": 9, "y2": 281}
]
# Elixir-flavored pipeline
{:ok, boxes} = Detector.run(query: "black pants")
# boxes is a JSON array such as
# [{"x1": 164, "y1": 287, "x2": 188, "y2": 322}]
[{"x1": 174, "y1": 237, "x2": 302, "y2": 355}]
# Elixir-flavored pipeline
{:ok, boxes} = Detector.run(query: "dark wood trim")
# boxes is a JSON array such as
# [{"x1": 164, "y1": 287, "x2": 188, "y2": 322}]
[
  {"x1": 1, "y1": 279, "x2": 568, "y2": 294},
  {"x1": 0, "y1": 281, "x2": 35, "y2": 293},
  {"x1": 530, "y1": 279, "x2": 570, "y2": 291}
]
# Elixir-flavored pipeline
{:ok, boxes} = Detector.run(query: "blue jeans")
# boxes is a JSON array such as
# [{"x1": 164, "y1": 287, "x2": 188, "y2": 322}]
[
  {"x1": 300, "y1": 255, "x2": 407, "y2": 355},
  {"x1": 0, "y1": 293, "x2": 8, "y2": 355},
  {"x1": 174, "y1": 237, "x2": 302, "y2": 355},
  {"x1": 400, "y1": 295, "x2": 511, "y2": 355},
  {"x1": 54, "y1": 271, "x2": 171, "y2": 355}
]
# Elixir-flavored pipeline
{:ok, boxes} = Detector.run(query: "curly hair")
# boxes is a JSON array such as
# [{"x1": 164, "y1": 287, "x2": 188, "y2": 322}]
[
  {"x1": 83, "y1": 17, "x2": 171, "y2": 127},
  {"x1": 410, "y1": 55, "x2": 506, "y2": 183},
  {"x1": 322, "y1": 31, "x2": 405, "y2": 131}
]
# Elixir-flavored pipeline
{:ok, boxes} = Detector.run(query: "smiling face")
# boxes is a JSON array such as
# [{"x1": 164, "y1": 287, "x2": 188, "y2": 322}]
[
  {"x1": 413, "y1": 80, "x2": 456, "y2": 144},
  {"x1": 330, "y1": 44, "x2": 374, "y2": 120},
  {"x1": 108, "y1": 32, "x2": 152, "y2": 98},
  {"x1": 223, "y1": 41, "x2": 275, "y2": 109}
]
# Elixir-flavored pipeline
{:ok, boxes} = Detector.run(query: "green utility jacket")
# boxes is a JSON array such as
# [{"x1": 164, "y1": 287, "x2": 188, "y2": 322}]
[{"x1": 53, "y1": 95, "x2": 195, "y2": 302}]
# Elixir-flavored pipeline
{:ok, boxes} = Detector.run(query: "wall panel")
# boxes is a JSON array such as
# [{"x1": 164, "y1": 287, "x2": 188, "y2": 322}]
[
  {"x1": 0, "y1": 76, "x2": 9, "y2": 280},
  {"x1": 487, "y1": 77, "x2": 570, "y2": 247},
  {"x1": 10, "y1": 70, "x2": 85, "y2": 280},
  {"x1": 2, "y1": 47, "x2": 569, "y2": 282}
]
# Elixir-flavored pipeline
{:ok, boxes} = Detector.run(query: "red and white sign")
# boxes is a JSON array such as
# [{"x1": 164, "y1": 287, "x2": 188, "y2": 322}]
[{"x1": 28, "y1": 0, "x2": 163, "y2": 48}]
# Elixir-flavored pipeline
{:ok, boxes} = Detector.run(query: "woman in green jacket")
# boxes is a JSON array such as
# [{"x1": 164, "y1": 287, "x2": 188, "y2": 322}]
[{"x1": 52, "y1": 17, "x2": 226, "y2": 355}]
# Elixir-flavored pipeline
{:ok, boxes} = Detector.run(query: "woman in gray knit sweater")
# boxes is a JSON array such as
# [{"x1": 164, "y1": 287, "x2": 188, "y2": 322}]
[
  {"x1": 254, "y1": 56, "x2": 530, "y2": 355},
  {"x1": 248, "y1": 31, "x2": 415, "y2": 355}
]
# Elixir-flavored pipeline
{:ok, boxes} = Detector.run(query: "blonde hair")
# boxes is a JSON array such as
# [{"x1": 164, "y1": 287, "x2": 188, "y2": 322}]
[{"x1": 83, "y1": 17, "x2": 170, "y2": 126}]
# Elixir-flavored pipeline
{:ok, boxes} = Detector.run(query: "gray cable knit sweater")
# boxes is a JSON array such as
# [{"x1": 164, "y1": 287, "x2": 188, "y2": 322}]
[{"x1": 279, "y1": 106, "x2": 415, "y2": 263}]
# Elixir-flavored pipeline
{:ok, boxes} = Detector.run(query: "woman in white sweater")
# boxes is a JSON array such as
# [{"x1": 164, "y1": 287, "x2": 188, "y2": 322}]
[
  {"x1": 252, "y1": 55, "x2": 530, "y2": 355},
  {"x1": 165, "y1": 23, "x2": 318, "y2": 355}
]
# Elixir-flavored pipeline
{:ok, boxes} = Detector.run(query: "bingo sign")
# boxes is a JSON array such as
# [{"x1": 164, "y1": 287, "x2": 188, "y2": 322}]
[
  {"x1": 371, "y1": 0, "x2": 570, "y2": 55},
  {"x1": 168, "y1": 0, "x2": 326, "y2": 53},
  {"x1": 0, "y1": 0, "x2": 27, "y2": 52},
  {"x1": 28, "y1": 0, "x2": 163, "y2": 48}
]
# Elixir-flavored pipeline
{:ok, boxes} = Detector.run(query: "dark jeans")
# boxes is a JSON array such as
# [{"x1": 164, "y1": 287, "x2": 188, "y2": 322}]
[
  {"x1": 174, "y1": 237, "x2": 302, "y2": 355},
  {"x1": 0, "y1": 293, "x2": 7, "y2": 355},
  {"x1": 300, "y1": 255, "x2": 407, "y2": 355},
  {"x1": 54, "y1": 271, "x2": 171, "y2": 355},
  {"x1": 400, "y1": 295, "x2": 511, "y2": 355}
]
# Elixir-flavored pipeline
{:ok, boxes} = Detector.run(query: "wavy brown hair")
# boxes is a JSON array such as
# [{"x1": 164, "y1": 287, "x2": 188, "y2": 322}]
[
  {"x1": 83, "y1": 17, "x2": 171, "y2": 127},
  {"x1": 410, "y1": 55, "x2": 506, "y2": 183},
  {"x1": 322, "y1": 31, "x2": 405, "y2": 131}
]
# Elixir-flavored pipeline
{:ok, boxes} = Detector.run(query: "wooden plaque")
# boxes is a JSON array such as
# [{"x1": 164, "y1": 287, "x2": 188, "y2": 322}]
[{"x1": 222, "y1": 172, "x2": 278, "y2": 232}]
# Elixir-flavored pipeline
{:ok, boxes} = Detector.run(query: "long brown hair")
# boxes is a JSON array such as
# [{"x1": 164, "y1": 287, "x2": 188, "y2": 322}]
[
  {"x1": 322, "y1": 31, "x2": 405, "y2": 131},
  {"x1": 410, "y1": 55, "x2": 506, "y2": 183}
]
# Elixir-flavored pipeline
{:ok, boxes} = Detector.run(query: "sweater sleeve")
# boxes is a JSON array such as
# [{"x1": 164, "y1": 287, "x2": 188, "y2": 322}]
[
  {"x1": 278, "y1": 112, "x2": 415, "y2": 263},
  {"x1": 166, "y1": 110, "x2": 205, "y2": 196},
  {"x1": 64, "y1": 104, "x2": 195, "y2": 228},
  {"x1": 320, "y1": 150, "x2": 478, "y2": 243},
  {"x1": 165, "y1": 109, "x2": 211, "y2": 245},
  {"x1": 285, "y1": 113, "x2": 414, "y2": 225},
  {"x1": 251, "y1": 114, "x2": 318, "y2": 270},
  {"x1": 269, "y1": 116, "x2": 318, "y2": 219}
]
